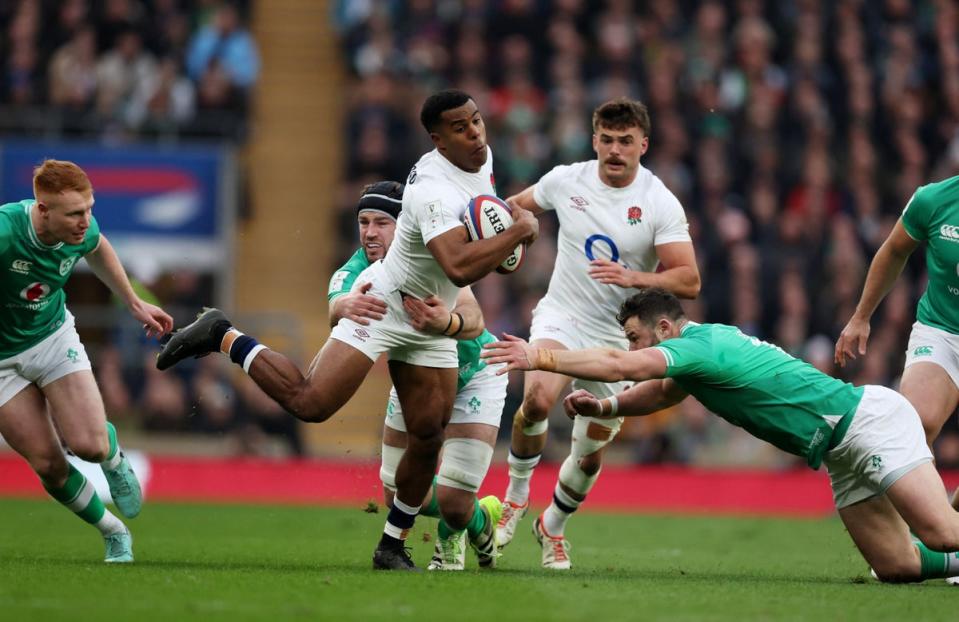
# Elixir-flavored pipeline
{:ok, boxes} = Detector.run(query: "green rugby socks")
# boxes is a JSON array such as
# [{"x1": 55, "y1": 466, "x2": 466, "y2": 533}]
[
  {"x1": 102, "y1": 421, "x2": 122, "y2": 470},
  {"x1": 437, "y1": 498, "x2": 487, "y2": 539},
  {"x1": 44, "y1": 464, "x2": 125, "y2": 535}
]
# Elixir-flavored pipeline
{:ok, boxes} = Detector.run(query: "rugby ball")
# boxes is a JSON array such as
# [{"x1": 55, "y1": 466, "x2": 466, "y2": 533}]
[{"x1": 463, "y1": 194, "x2": 526, "y2": 274}]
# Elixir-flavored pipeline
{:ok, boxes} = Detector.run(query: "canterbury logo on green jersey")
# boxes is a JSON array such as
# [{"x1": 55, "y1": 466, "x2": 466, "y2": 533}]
[
  {"x1": 10, "y1": 259, "x2": 31, "y2": 274},
  {"x1": 940, "y1": 224, "x2": 959, "y2": 241},
  {"x1": 913, "y1": 345, "x2": 933, "y2": 356}
]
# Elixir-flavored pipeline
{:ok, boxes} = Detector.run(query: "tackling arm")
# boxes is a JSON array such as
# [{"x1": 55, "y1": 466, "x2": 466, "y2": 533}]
[
  {"x1": 565, "y1": 378, "x2": 688, "y2": 420},
  {"x1": 482, "y1": 334, "x2": 669, "y2": 383}
]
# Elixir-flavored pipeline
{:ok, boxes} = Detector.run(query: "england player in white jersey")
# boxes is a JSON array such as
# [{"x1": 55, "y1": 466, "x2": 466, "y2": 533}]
[
  {"x1": 157, "y1": 90, "x2": 539, "y2": 571},
  {"x1": 496, "y1": 98, "x2": 700, "y2": 569}
]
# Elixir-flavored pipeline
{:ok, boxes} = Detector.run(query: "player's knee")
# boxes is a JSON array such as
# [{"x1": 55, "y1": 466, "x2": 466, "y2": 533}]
[
  {"x1": 405, "y1": 425, "x2": 445, "y2": 457},
  {"x1": 522, "y1": 386, "x2": 553, "y2": 421},
  {"x1": 436, "y1": 438, "x2": 493, "y2": 494},
  {"x1": 577, "y1": 451, "x2": 603, "y2": 476},
  {"x1": 68, "y1": 432, "x2": 109, "y2": 462},
  {"x1": 872, "y1": 559, "x2": 922, "y2": 583}
]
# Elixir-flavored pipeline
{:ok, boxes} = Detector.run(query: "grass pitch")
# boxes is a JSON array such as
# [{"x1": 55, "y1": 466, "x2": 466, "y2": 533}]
[{"x1": 0, "y1": 497, "x2": 954, "y2": 621}]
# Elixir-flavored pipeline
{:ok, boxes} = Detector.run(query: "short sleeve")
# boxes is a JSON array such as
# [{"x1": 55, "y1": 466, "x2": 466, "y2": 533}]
[
  {"x1": 81, "y1": 215, "x2": 101, "y2": 255},
  {"x1": 328, "y1": 268, "x2": 357, "y2": 302},
  {"x1": 531, "y1": 164, "x2": 570, "y2": 212},
  {"x1": 651, "y1": 184, "x2": 691, "y2": 246},
  {"x1": 409, "y1": 185, "x2": 465, "y2": 245},
  {"x1": 900, "y1": 186, "x2": 930, "y2": 241},
  {"x1": 653, "y1": 335, "x2": 713, "y2": 378},
  {"x1": 0, "y1": 215, "x2": 13, "y2": 255}
]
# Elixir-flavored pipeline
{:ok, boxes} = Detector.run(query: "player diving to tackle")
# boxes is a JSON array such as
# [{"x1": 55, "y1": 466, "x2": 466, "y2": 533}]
[
  {"x1": 157, "y1": 89, "x2": 538, "y2": 570},
  {"x1": 497, "y1": 98, "x2": 700, "y2": 569},
  {"x1": 327, "y1": 180, "x2": 508, "y2": 570},
  {"x1": 0, "y1": 160, "x2": 173, "y2": 562},
  {"x1": 484, "y1": 288, "x2": 959, "y2": 583}
]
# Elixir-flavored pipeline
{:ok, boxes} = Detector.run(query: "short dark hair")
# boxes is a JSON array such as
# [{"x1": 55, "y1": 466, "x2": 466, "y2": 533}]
[
  {"x1": 617, "y1": 288, "x2": 685, "y2": 328},
  {"x1": 592, "y1": 98, "x2": 651, "y2": 136},
  {"x1": 420, "y1": 89, "x2": 473, "y2": 133}
]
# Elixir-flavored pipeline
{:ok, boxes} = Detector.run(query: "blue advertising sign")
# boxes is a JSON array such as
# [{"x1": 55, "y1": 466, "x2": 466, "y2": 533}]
[{"x1": 0, "y1": 141, "x2": 236, "y2": 275}]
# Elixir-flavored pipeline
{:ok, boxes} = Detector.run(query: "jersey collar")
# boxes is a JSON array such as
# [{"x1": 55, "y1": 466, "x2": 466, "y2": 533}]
[{"x1": 24, "y1": 201, "x2": 64, "y2": 251}]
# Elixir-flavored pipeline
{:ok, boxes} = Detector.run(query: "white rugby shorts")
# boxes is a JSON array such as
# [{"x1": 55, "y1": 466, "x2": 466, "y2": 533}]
[
  {"x1": 529, "y1": 299, "x2": 629, "y2": 432},
  {"x1": 824, "y1": 385, "x2": 933, "y2": 509},
  {"x1": 0, "y1": 312, "x2": 91, "y2": 407},
  {"x1": 384, "y1": 363, "x2": 507, "y2": 432},
  {"x1": 329, "y1": 261, "x2": 458, "y2": 369},
  {"x1": 903, "y1": 321, "x2": 959, "y2": 390}
]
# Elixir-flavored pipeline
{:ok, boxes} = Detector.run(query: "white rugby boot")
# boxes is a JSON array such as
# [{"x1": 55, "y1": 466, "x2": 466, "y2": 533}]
[
  {"x1": 533, "y1": 513, "x2": 571, "y2": 570},
  {"x1": 496, "y1": 499, "x2": 528, "y2": 548}
]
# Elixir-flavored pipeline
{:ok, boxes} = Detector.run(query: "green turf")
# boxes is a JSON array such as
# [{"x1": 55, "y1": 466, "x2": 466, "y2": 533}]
[{"x1": 0, "y1": 497, "x2": 954, "y2": 621}]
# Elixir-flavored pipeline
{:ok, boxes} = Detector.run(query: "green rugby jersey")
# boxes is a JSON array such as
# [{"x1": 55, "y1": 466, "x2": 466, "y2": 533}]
[
  {"x1": 654, "y1": 323, "x2": 864, "y2": 470},
  {"x1": 0, "y1": 200, "x2": 100, "y2": 358},
  {"x1": 328, "y1": 246, "x2": 493, "y2": 390},
  {"x1": 900, "y1": 175, "x2": 959, "y2": 334}
]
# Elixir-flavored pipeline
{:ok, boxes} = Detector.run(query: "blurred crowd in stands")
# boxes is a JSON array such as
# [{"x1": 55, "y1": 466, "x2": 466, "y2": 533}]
[
  {"x1": 0, "y1": 0, "x2": 258, "y2": 139},
  {"x1": 0, "y1": 1, "x2": 289, "y2": 455},
  {"x1": 334, "y1": 0, "x2": 959, "y2": 468}
]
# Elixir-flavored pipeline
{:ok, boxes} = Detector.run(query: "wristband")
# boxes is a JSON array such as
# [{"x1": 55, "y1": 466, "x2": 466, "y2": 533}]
[
  {"x1": 605, "y1": 395, "x2": 619, "y2": 417},
  {"x1": 442, "y1": 313, "x2": 455, "y2": 335},
  {"x1": 449, "y1": 312, "x2": 465, "y2": 337},
  {"x1": 534, "y1": 348, "x2": 557, "y2": 372}
]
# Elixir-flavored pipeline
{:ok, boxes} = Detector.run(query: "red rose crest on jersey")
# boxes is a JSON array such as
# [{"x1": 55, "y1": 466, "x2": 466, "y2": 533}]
[
  {"x1": 627, "y1": 206, "x2": 642, "y2": 225},
  {"x1": 20, "y1": 282, "x2": 50, "y2": 301}
]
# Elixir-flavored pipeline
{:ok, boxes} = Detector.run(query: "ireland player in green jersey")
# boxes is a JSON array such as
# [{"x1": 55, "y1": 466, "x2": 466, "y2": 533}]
[
  {"x1": 484, "y1": 288, "x2": 959, "y2": 583},
  {"x1": 327, "y1": 181, "x2": 505, "y2": 570},
  {"x1": 836, "y1": 175, "x2": 959, "y2": 510},
  {"x1": 0, "y1": 160, "x2": 173, "y2": 562}
]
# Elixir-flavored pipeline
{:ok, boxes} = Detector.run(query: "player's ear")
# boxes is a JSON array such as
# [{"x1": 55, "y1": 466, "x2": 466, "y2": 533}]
[
  {"x1": 430, "y1": 130, "x2": 444, "y2": 151},
  {"x1": 640, "y1": 136, "x2": 649, "y2": 156}
]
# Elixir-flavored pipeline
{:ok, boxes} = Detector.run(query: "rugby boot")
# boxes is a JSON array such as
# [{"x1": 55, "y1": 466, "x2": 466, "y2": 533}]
[
  {"x1": 470, "y1": 495, "x2": 502, "y2": 569},
  {"x1": 104, "y1": 527, "x2": 134, "y2": 563},
  {"x1": 102, "y1": 451, "x2": 142, "y2": 518},
  {"x1": 156, "y1": 308, "x2": 231, "y2": 370},
  {"x1": 496, "y1": 499, "x2": 528, "y2": 548},
  {"x1": 533, "y1": 513, "x2": 571, "y2": 570},
  {"x1": 427, "y1": 529, "x2": 467, "y2": 571},
  {"x1": 372, "y1": 543, "x2": 420, "y2": 571}
]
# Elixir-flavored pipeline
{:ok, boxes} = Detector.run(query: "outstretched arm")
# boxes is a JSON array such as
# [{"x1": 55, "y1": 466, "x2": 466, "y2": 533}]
[
  {"x1": 84, "y1": 234, "x2": 173, "y2": 337},
  {"x1": 564, "y1": 379, "x2": 688, "y2": 420},
  {"x1": 482, "y1": 333, "x2": 668, "y2": 383},
  {"x1": 835, "y1": 219, "x2": 919, "y2": 366}
]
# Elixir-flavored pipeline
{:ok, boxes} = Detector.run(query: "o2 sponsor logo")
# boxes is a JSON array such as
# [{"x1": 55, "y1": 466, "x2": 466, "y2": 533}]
[{"x1": 584, "y1": 234, "x2": 620, "y2": 263}]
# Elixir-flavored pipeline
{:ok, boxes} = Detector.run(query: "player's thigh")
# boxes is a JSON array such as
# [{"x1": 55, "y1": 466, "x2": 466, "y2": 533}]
[
  {"x1": 42, "y1": 369, "x2": 108, "y2": 457},
  {"x1": 521, "y1": 339, "x2": 572, "y2": 417},
  {"x1": 838, "y1": 494, "x2": 919, "y2": 580},
  {"x1": 445, "y1": 422, "x2": 498, "y2": 447},
  {"x1": 388, "y1": 361, "x2": 457, "y2": 439},
  {"x1": 0, "y1": 384, "x2": 67, "y2": 477},
  {"x1": 301, "y1": 338, "x2": 376, "y2": 413},
  {"x1": 886, "y1": 461, "x2": 959, "y2": 549},
  {"x1": 899, "y1": 362, "x2": 959, "y2": 443}
]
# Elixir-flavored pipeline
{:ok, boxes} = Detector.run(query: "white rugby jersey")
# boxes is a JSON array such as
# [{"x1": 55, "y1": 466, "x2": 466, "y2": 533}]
[
  {"x1": 533, "y1": 160, "x2": 691, "y2": 340},
  {"x1": 381, "y1": 147, "x2": 495, "y2": 308}
]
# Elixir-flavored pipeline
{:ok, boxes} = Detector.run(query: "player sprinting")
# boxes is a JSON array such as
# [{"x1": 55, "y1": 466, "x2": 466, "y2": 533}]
[
  {"x1": 484, "y1": 288, "x2": 959, "y2": 583},
  {"x1": 836, "y1": 175, "x2": 959, "y2": 509},
  {"x1": 327, "y1": 180, "x2": 507, "y2": 570},
  {"x1": 157, "y1": 89, "x2": 538, "y2": 570},
  {"x1": 496, "y1": 98, "x2": 700, "y2": 569},
  {"x1": 0, "y1": 160, "x2": 173, "y2": 562}
]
